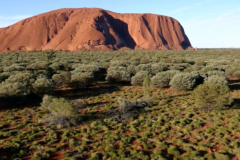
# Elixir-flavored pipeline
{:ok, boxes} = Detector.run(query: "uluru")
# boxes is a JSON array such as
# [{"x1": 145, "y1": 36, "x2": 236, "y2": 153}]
[{"x1": 0, "y1": 8, "x2": 192, "y2": 52}]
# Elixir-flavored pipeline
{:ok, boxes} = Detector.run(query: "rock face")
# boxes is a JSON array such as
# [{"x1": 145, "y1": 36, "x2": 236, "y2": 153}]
[{"x1": 0, "y1": 8, "x2": 192, "y2": 52}]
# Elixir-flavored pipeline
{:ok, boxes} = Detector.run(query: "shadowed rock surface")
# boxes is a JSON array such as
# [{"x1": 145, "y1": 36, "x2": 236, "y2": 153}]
[{"x1": 0, "y1": 8, "x2": 192, "y2": 52}]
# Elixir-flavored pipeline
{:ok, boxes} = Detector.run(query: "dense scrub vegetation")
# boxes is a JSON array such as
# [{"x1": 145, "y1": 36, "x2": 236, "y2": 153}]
[
  {"x1": 0, "y1": 49, "x2": 238, "y2": 96},
  {"x1": 0, "y1": 49, "x2": 240, "y2": 159}
]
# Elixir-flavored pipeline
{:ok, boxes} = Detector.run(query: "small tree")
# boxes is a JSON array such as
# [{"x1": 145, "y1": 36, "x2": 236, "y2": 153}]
[
  {"x1": 131, "y1": 71, "x2": 150, "y2": 86},
  {"x1": 151, "y1": 63, "x2": 169, "y2": 74},
  {"x1": 127, "y1": 65, "x2": 137, "y2": 76},
  {"x1": 192, "y1": 83, "x2": 233, "y2": 112},
  {"x1": 170, "y1": 72, "x2": 201, "y2": 91},
  {"x1": 0, "y1": 72, "x2": 10, "y2": 83},
  {"x1": 135, "y1": 64, "x2": 152, "y2": 73},
  {"x1": 206, "y1": 70, "x2": 226, "y2": 77},
  {"x1": 3, "y1": 63, "x2": 25, "y2": 72},
  {"x1": 106, "y1": 66, "x2": 131, "y2": 82},
  {"x1": 32, "y1": 77, "x2": 53, "y2": 94},
  {"x1": 52, "y1": 72, "x2": 71, "y2": 88},
  {"x1": 0, "y1": 72, "x2": 35, "y2": 97},
  {"x1": 70, "y1": 72, "x2": 94, "y2": 87},
  {"x1": 204, "y1": 75, "x2": 228, "y2": 86},
  {"x1": 151, "y1": 70, "x2": 179, "y2": 87},
  {"x1": 143, "y1": 75, "x2": 151, "y2": 98},
  {"x1": 0, "y1": 81, "x2": 28, "y2": 97},
  {"x1": 109, "y1": 97, "x2": 137, "y2": 122},
  {"x1": 41, "y1": 95, "x2": 79, "y2": 128},
  {"x1": 26, "y1": 61, "x2": 49, "y2": 70}
]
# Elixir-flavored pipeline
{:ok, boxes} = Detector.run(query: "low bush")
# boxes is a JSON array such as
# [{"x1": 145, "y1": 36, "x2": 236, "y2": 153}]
[
  {"x1": 106, "y1": 66, "x2": 131, "y2": 82},
  {"x1": 151, "y1": 70, "x2": 179, "y2": 87},
  {"x1": 73, "y1": 99, "x2": 88, "y2": 110},
  {"x1": 0, "y1": 72, "x2": 10, "y2": 83},
  {"x1": 109, "y1": 97, "x2": 149, "y2": 122},
  {"x1": 41, "y1": 95, "x2": 79, "y2": 128},
  {"x1": 26, "y1": 61, "x2": 49, "y2": 70},
  {"x1": 109, "y1": 60, "x2": 129, "y2": 67},
  {"x1": 143, "y1": 75, "x2": 151, "y2": 98},
  {"x1": 169, "y1": 63, "x2": 191, "y2": 71},
  {"x1": 32, "y1": 76, "x2": 53, "y2": 94},
  {"x1": 201, "y1": 65, "x2": 223, "y2": 73},
  {"x1": 226, "y1": 66, "x2": 240, "y2": 79},
  {"x1": 232, "y1": 71, "x2": 240, "y2": 79},
  {"x1": 206, "y1": 70, "x2": 226, "y2": 77},
  {"x1": 167, "y1": 145, "x2": 181, "y2": 156},
  {"x1": 131, "y1": 71, "x2": 150, "y2": 86},
  {"x1": 127, "y1": 65, "x2": 137, "y2": 75},
  {"x1": 3, "y1": 64, "x2": 25, "y2": 72},
  {"x1": 192, "y1": 83, "x2": 233, "y2": 112},
  {"x1": 72, "y1": 64, "x2": 100, "y2": 73},
  {"x1": 151, "y1": 63, "x2": 169, "y2": 74},
  {"x1": 135, "y1": 64, "x2": 152, "y2": 73},
  {"x1": 70, "y1": 72, "x2": 94, "y2": 87},
  {"x1": 204, "y1": 75, "x2": 228, "y2": 86},
  {"x1": 0, "y1": 72, "x2": 33, "y2": 96},
  {"x1": 52, "y1": 71, "x2": 71, "y2": 87},
  {"x1": 170, "y1": 72, "x2": 202, "y2": 91},
  {"x1": 32, "y1": 151, "x2": 50, "y2": 160}
]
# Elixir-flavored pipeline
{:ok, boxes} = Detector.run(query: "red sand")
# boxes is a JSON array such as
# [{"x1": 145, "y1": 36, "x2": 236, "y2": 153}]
[{"x1": 0, "y1": 8, "x2": 192, "y2": 52}]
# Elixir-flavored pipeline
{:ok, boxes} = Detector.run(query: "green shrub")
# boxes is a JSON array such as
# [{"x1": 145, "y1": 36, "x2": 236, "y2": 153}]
[
  {"x1": 151, "y1": 63, "x2": 169, "y2": 74},
  {"x1": 206, "y1": 70, "x2": 226, "y2": 77},
  {"x1": 226, "y1": 66, "x2": 240, "y2": 79},
  {"x1": 41, "y1": 95, "x2": 79, "y2": 128},
  {"x1": 130, "y1": 57, "x2": 140, "y2": 65},
  {"x1": 140, "y1": 57, "x2": 150, "y2": 64},
  {"x1": 0, "y1": 72, "x2": 10, "y2": 83},
  {"x1": 214, "y1": 152, "x2": 230, "y2": 160},
  {"x1": 195, "y1": 60, "x2": 207, "y2": 66},
  {"x1": 3, "y1": 64, "x2": 25, "y2": 72},
  {"x1": 70, "y1": 72, "x2": 93, "y2": 87},
  {"x1": 106, "y1": 66, "x2": 131, "y2": 82},
  {"x1": 180, "y1": 151, "x2": 201, "y2": 159},
  {"x1": 26, "y1": 61, "x2": 49, "y2": 70},
  {"x1": 72, "y1": 64, "x2": 100, "y2": 72},
  {"x1": 232, "y1": 70, "x2": 240, "y2": 79},
  {"x1": 0, "y1": 72, "x2": 36, "y2": 96},
  {"x1": 109, "y1": 97, "x2": 144, "y2": 122},
  {"x1": 110, "y1": 97, "x2": 135, "y2": 121},
  {"x1": 4, "y1": 72, "x2": 35, "y2": 84},
  {"x1": 135, "y1": 64, "x2": 152, "y2": 73},
  {"x1": 0, "y1": 81, "x2": 28, "y2": 97},
  {"x1": 204, "y1": 75, "x2": 228, "y2": 86},
  {"x1": 73, "y1": 99, "x2": 88, "y2": 110},
  {"x1": 167, "y1": 145, "x2": 181, "y2": 156},
  {"x1": 143, "y1": 75, "x2": 151, "y2": 98},
  {"x1": 204, "y1": 154, "x2": 214, "y2": 159},
  {"x1": 32, "y1": 151, "x2": 50, "y2": 160},
  {"x1": 52, "y1": 72, "x2": 71, "y2": 87},
  {"x1": 151, "y1": 70, "x2": 179, "y2": 87},
  {"x1": 192, "y1": 83, "x2": 233, "y2": 112},
  {"x1": 169, "y1": 72, "x2": 201, "y2": 91},
  {"x1": 131, "y1": 71, "x2": 150, "y2": 86},
  {"x1": 49, "y1": 62, "x2": 64, "y2": 71},
  {"x1": 89, "y1": 152, "x2": 100, "y2": 160},
  {"x1": 109, "y1": 60, "x2": 129, "y2": 67},
  {"x1": 127, "y1": 65, "x2": 137, "y2": 75},
  {"x1": 184, "y1": 65, "x2": 202, "y2": 72},
  {"x1": 0, "y1": 72, "x2": 51, "y2": 96},
  {"x1": 32, "y1": 76, "x2": 53, "y2": 94},
  {"x1": 169, "y1": 63, "x2": 191, "y2": 71},
  {"x1": 70, "y1": 64, "x2": 100, "y2": 87}
]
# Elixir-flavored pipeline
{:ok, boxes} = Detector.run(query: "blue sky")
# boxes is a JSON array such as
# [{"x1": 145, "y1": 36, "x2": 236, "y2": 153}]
[{"x1": 0, "y1": 0, "x2": 239, "y2": 48}]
